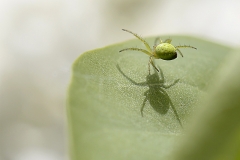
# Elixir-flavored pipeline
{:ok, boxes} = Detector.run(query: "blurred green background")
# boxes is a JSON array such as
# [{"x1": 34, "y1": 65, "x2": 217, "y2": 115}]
[{"x1": 0, "y1": 0, "x2": 240, "y2": 159}]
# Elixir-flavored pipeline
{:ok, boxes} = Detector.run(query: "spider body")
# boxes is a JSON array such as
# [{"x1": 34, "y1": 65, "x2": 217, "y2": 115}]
[
  {"x1": 154, "y1": 43, "x2": 177, "y2": 60},
  {"x1": 119, "y1": 29, "x2": 197, "y2": 74}
]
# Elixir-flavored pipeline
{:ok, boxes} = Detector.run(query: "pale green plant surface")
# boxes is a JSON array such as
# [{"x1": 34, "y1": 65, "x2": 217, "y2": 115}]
[
  {"x1": 67, "y1": 35, "x2": 239, "y2": 160},
  {"x1": 171, "y1": 51, "x2": 240, "y2": 160}
]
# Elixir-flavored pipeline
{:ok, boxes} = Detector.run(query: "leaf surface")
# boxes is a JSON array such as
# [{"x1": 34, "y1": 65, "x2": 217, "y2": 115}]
[{"x1": 67, "y1": 36, "x2": 234, "y2": 160}]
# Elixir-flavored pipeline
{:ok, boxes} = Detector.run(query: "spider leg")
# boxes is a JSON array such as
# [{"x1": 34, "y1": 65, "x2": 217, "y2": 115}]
[
  {"x1": 148, "y1": 56, "x2": 159, "y2": 75},
  {"x1": 175, "y1": 45, "x2": 197, "y2": 57},
  {"x1": 119, "y1": 48, "x2": 152, "y2": 56},
  {"x1": 154, "y1": 37, "x2": 161, "y2": 46},
  {"x1": 175, "y1": 45, "x2": 197, "y2": 50},
  {"x1": 122, "y1": 29, "x2": 152, "y2": 52},
  {"x1": 163, "y1": 39, "x2": 172, "y2": 43},
  {"x1": 153, "y1": 37, "x2": 162, "y2": 53},
  {"x1": 156, "y1": 65, "x2": 165, "y2": 83},
  {"x1": 176, "y1": 48, "x2": 184, "y2": 57}
]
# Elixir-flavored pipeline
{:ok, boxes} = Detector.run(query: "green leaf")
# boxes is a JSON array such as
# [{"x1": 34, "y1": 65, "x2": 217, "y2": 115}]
[
  {"x1": 67, "y1": 36, "x2": 235, "y2": 160},
  {"x1": 171, "y1": 51, "x2": 240, "y2": 160}
]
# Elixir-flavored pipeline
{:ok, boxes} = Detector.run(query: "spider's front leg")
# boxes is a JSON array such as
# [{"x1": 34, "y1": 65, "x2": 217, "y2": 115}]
[{"x1": 119, "y1": 48, "x2": 152, "y2": 56}]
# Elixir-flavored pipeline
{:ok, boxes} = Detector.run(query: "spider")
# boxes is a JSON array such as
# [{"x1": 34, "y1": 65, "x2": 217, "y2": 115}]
[{"x1": 119, "y1": 29, "x2": 197, "y2": 74}]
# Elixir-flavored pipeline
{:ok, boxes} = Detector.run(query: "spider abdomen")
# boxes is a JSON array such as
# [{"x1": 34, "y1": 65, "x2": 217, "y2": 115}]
[{"x1": 155, "y1": 43, "x2": 177, "y2": 60}]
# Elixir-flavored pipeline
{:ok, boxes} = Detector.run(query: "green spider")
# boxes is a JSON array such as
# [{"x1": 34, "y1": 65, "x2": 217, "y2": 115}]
[{"x1": 119, "y1": 29, "x2": 197, "y2": 74}]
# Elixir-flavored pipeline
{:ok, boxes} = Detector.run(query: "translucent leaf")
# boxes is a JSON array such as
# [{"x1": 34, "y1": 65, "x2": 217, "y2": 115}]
[{"x1": 67, "y1": 36, "x2": 235, "y2": 160}]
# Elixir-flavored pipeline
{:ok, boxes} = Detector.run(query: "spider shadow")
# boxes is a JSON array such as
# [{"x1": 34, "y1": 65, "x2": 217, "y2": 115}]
[{"x1": 116, "y1": 64, "x2": 183, "y2": 128}]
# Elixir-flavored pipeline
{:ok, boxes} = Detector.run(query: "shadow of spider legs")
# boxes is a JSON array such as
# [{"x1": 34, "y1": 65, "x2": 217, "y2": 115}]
[{"x1": 117, "y1": 64, "x2": 183, "y2": 128}]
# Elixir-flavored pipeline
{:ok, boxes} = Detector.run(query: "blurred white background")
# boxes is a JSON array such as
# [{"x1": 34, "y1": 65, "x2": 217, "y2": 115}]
[{"x1": 0, "y1": 0, "x2": 239, "y2": 159}]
